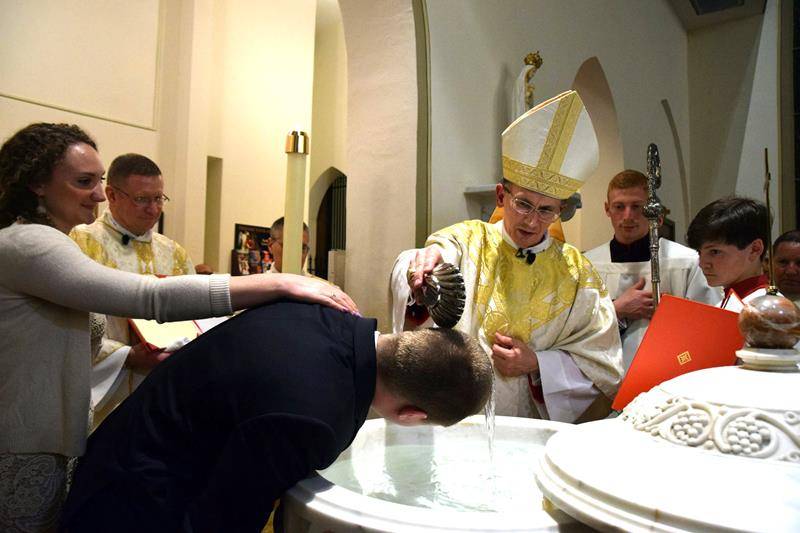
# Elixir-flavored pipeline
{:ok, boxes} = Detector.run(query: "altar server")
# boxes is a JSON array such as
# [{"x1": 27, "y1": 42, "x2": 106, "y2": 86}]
[
  {"x1": 687, "y1": 196, "x2": 770, "y2": 303},
  {"x1": 391, "y1": 90, "x2": 623, "y2": 423},
  {"x1": 584, "y1": 170, "x2": 721, "y2": 370}
]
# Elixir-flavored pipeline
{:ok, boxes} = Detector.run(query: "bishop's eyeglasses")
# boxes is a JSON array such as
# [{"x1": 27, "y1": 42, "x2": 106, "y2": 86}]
[
  {"x1": 112, "y1": 186, "x2": 170, "y2": 207},
  {"x1": 503, "y1": 187, "x2": 561, "y2": 223}
]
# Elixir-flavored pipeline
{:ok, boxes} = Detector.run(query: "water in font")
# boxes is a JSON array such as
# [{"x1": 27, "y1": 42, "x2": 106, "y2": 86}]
[{"x1": 320, "y1": 437, "x2": 544, "y2": 513}]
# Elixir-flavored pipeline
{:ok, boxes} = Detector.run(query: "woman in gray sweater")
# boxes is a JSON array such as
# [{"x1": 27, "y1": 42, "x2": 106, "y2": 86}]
[{"x1": 0, "y1": 123, "x2": 357, "y2": 532}]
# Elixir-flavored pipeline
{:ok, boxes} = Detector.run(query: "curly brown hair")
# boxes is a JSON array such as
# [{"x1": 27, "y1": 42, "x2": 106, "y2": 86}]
[{"x1": 0, "y1": 123, "x2": 97, "y2": 228}]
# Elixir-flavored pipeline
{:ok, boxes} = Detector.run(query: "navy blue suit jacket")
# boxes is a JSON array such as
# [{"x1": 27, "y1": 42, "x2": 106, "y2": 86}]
[{"x1": 61, "y1": 301, "x2": 376, "y2": 532}]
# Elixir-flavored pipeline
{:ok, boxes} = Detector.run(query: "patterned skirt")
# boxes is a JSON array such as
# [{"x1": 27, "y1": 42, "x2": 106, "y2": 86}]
[{"x1": 0, "y1": 453, "x2": 74, "y2": 533}]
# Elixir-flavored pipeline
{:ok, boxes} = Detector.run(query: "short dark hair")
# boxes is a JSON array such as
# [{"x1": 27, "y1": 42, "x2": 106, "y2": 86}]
[
  {"x1": 377, "y1": 328, "x2": 493, "y2": 426},
  {"x1": 686, "y1": 196, "x2": 770, "y2": 258},
  {"x1": 107, "y1": 153, "x2": 161, "y2": 187},
  {"x1": 774, "y1": 229, "x2": 800, "y2": 250},
  {"x1": 0, "y1": 123, "x2": 97, "y2": 228},
  {"x1": 270, "y1": 216, "x2": 309, "y2": 235}
]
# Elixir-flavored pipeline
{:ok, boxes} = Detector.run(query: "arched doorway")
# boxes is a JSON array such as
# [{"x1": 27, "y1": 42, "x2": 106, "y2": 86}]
[{"x1": 314, "y1": 169, "x2": 347, "y2": 280}]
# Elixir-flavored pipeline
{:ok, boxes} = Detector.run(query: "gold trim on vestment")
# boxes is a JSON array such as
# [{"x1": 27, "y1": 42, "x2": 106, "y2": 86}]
[
  {"x1": 539, "y1": 91, "x2": 583, "y2": 173},
  {"x1": 502, "y1": 156, "x2": 582, "y2": 199}
]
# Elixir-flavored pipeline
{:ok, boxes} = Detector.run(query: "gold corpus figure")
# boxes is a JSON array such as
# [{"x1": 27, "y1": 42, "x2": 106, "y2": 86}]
[{"x1": 524, "y1": 51, "x2": 544, "y2": 109}]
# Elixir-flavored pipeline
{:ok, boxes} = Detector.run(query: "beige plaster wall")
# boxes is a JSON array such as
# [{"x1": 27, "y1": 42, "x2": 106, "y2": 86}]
[
  {"x1": 309, "y1": 0, "x2": 349, "y2": 264},
  {"x1": 688, "y1": 2, "x2": 779, "y2": 236},
  {"x1": 0, "y1": 0, "x2": 164, "y2": 201},
  {"x1": 0, "y1": 0, "x2": 319, "y2": 273},
  {"x1": 206, "y1": 0, "x2": 317, "y2": 271},
  {"x1": 0, "y1": 0, "x2": 160, "y2": 129},
  {"x1": 339, "y1": 0, "x2": 418, "y2": 328},
  {"x1": 425, "y1": 0, "x2": 690, "y2": 250},
  {"x1": 689, "y1": 14, "x2": 765, "y2": 218}
]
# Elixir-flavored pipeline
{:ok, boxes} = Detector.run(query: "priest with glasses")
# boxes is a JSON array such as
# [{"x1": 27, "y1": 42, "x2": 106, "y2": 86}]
[{"x1": 391, "y1": 90, "x2": 623, "y2": 423}]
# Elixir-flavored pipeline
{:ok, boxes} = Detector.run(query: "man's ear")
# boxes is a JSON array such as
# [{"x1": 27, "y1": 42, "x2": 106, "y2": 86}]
[
  {"x1": 495, "y1": 183, "x2": 505, "y2": 208},
  {"x1": 397, "y1": 406, "x2": 428, "y2": 424},
  {"x1": 750, "y1": 238, "x2": 765, "y2": 260}
]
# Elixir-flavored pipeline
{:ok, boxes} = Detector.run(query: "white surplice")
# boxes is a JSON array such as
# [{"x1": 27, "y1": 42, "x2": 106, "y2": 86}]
[{"x1": 584, "y1": 238, "x2": 723, "y2": 371}]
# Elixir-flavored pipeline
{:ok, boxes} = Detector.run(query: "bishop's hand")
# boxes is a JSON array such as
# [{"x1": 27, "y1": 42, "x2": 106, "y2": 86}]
[
  {"x1": 491, "y1": 332, "x2": 539, "y2": 377},
  {"x1": 408, "y1": 245, "x2": 444, "y2": 304}
]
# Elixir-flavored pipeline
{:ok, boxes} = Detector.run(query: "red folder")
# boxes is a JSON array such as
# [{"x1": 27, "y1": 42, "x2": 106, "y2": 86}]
[{"x1": 612, "y1": 294, "x2": 744, "y2": 411}]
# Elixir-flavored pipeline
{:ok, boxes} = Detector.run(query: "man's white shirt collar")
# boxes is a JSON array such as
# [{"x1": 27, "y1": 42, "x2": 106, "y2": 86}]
[
  {"x1": 105, "y1": 211, "x2": 153, "y2": 243},
  {"x1": 497, "y1": 220, "x2": 551, "y2": 254}
]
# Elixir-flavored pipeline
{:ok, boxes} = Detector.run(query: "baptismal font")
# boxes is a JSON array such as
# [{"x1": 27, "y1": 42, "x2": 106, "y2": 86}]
[{"x1": 536, "y1": 149, "x2": 800, "y2": 532}]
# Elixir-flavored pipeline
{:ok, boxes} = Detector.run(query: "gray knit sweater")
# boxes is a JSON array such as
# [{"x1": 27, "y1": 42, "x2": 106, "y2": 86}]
[{"x1": 0, "y1": 223, "x2": 232, "y2": 456}]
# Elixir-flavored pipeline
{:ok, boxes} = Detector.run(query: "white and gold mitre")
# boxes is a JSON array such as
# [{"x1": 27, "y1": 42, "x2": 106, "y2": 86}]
[{"x1": 501, "y1": 90, "x2": 598, "y2": 200}]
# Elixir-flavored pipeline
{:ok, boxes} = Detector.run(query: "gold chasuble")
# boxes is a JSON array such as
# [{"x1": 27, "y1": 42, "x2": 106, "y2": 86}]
[
  {"x1": 70, "y1": 211, "x2": 194, "y2": 426},
  {"x1": 71, "y1": 211, "x2": 193, "y2": 276},
  {"x1": 427, "y1": 220, "x2": 622, "y2": 418},
  {"x1": 392, "y1": 90, "x2": 621, "y2": 420}
]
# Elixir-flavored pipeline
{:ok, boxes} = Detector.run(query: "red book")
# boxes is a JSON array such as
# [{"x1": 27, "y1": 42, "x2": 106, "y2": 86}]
[{"x1": 612, "y1": 294, "x2": 744, "y2": 411}]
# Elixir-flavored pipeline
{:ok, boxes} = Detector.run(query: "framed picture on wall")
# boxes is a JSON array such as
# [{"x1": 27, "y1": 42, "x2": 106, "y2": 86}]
[{"x1": 231, "y1": 223, "x2": 271, "y2": 275}]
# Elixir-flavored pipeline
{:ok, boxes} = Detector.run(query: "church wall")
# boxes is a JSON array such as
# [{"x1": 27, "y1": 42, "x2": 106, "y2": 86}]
[
  {"x1": 205, "y1": 0, "x2": 317, "y2": 271},
  {"x1": 425, "y1": 0, "x2": 690, "y2": 251},
  {"x1": 0, "y1": 0, "x2": 319, "y2": 272},
  {"x1": 309, "y1": 0, "x2": 349, "y2": 266},
  {"x1": 0, "y1": 0, "x2": 164, "y2": 209},
  {"x1": 157, "y1": 0, "x2": 215, "y2": 265},
  {"x1": 688, "y1": 3, "x2": 779, "y2": 236},
  {"x1": 339, "y1": 0, "x2": 419, "y2": 329}
]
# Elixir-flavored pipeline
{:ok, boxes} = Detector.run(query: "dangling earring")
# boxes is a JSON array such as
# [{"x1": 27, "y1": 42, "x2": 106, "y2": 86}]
[{"x1": 36, "y1": 196, "x2": 48, "y2": 217}]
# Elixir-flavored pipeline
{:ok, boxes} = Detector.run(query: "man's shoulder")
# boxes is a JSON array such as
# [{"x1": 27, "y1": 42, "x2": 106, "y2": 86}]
[
  {"x1": 438, "y1": 219, "x2": 494, "y2": 234},
  {"x1": 69, "y1": 221, "x2": 115, "y2": 263},
  {"x1": 552, "y1": 240, "x2": 592, "y2": 265},
  {"x1": 659, "y1": 238, "x2": 698, "y2": 259},
  {"x1": 151, "y1": 231, "x2": 185, "y2": 250},
  {"x1": 70, "y1": 218, "x2": 106, "y2": 238},
  {"x1": 583, "y1": 241, "x2": 609, "y2": 262},
  {"x1": 431, "y1": 219, "x2": 499, "y2": 245}
]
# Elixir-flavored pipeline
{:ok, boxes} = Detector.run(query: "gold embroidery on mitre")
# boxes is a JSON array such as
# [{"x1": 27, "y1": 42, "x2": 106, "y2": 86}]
[
  {"x1": 677, "y1": 351, "x2": 692, "y2": 365},
  {"x1": 502, "y1": 156, "x2": 581, "y2": 199},
  {"x1": 538, "y1": 91, "x2": 583, "y2": 173}
]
